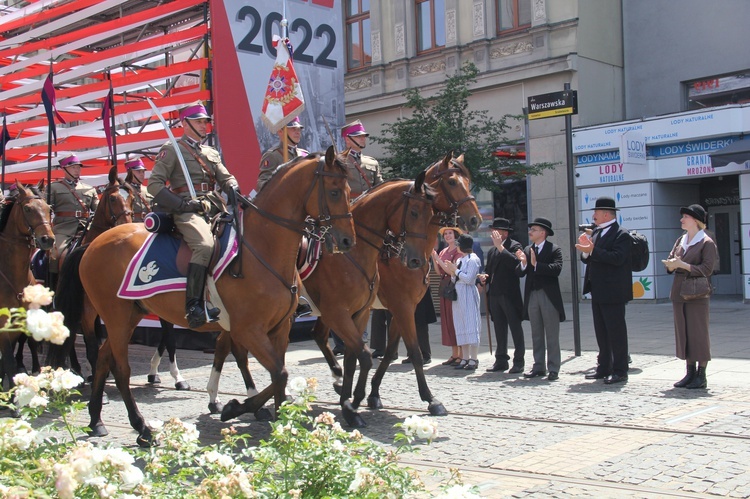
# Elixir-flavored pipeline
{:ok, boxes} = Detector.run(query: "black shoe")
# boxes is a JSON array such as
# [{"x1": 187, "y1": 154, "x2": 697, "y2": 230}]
[
  {"x1": 401, "y1": 357, "x2": 412, "y2": 364},
  {"x1": 454, "y1": 359, "x2": 468, "y2": 369},
  {"x1": 423, "y1": 358, "x2": 431, "y2": 365},
  {"x1": 485, "y1": 362, "x2": 509, "y2": 373},
  {"x1": 604, "y1": 374, "x2": 628, "y2": 385},
  {"x1": 294, "y1": 303, "x2": 312, "y2": 318},
  {"x1": 523, "y1": 370, "x2": 546, "y2": 378},
  {"x1": 463, "y1": 359, "x2": 479, "y2": 370},
  {"x1": 371, "y1": 350, "x2": 384, "y2": 359},
  {"x1": 333, "y1": 346, "x2": 345, "y2": 356},
  {"x1": 585, "y1": 372, "x2": 609, "y2": 380},
  {"x1": 508, "y1": 365, "x2": 524, "y2": 374},
  {"x1": 547, "y1": 371, "x2": 559, "y2": 381}
]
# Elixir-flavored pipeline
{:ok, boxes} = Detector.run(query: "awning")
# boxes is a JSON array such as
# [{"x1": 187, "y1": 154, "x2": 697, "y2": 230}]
[{"x1": 710, "y1": 138, "x2": 750, "y2": 168}]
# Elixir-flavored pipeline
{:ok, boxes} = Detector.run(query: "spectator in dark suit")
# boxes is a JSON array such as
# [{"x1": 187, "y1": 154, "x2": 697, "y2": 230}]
[
  {"x1": 516, "y1": 218, "x2": 565, "y2": 381},
  {"x1": 480, "y1": 218, "x2": 525, "y2": 374},
  {"x1": 576, "y1": 196, "x2": 633, "y2": 385}
]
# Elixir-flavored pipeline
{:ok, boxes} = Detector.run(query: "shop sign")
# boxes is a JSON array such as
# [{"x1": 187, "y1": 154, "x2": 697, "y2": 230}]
[
  {"x1": 656, "y1": 155, "x2": 750, "y2": 180},
  {"x1": 620, "y1": 130, "x2": 646, "y2": 166},
  {"x1": 617, "y1": 206, "x2": 652, "y2": 230},
  {"x1": 649, "y1": 136, "x2": 740, "y2": 158},
  {"x1": 576, "y1": 150, "x2": 620, "y2": 166},
  {"x1": 578, "y1": 186, "x2": 615, "y2": 211},
  {"x1": 615, "y1": 183, "x2": 651, "y2": 208},
  {"x1": 575, "y1": 162, "x2": 651, "y2": 187}
]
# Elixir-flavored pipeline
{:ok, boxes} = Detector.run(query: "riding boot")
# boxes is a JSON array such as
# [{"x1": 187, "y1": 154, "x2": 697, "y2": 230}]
[
  {"x1": 185, "y1": 263, "x2": 220, "y2": 329},
  {"x1": 673, "y1": 364, "x2": 697, "y2": 388},
  {"x1": 685, "y1": 365, "x2": 707, "y2": 389}
]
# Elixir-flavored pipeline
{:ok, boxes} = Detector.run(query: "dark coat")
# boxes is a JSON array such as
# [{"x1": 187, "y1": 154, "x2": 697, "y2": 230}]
[
  {"x1": 515, "y1": 241, "x2": 566, "y2": 322},
  {"x1": 485, "y1": 238, "x2": 523, "y2": 318},
  {"x1": 581, "y1": 222, "x2": 633, "y2": 304}
]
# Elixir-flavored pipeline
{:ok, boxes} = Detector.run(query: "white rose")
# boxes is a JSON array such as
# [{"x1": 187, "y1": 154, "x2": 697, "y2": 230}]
[
  {"x1": 26, "y1": 308, "x2": 54, "y2": 342},
  {"x1": 119, "y1": 465, "x2": 144, "y2": 490},
  {"x1": 22, "y1": 284, "x2": 54, "y2": 309},
  {"x1": 289, "y1": 377, "x2": 307, "y2": 394}
]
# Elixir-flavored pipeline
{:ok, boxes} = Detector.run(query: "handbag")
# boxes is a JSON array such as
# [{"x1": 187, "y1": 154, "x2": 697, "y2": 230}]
[
  {"x1": 442, "y1": 280, "x2": 458, "y2": 301},
  {"x1": 679, "y1": 268, "x2": 712, "y2": 301}
]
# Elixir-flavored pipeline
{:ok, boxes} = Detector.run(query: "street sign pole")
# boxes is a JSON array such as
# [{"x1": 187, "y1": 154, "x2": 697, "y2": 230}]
[{"x1": 527, "y1": 84, "x2": 581, "y2": 356}]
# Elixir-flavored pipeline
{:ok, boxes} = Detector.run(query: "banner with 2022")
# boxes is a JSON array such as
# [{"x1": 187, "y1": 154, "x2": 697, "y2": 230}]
[{"x1": 224, "y1": 0, "x2": 345, "y2": 155}]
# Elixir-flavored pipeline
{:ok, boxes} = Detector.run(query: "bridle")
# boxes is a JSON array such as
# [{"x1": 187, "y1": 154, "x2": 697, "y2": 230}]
[
  {"x1": 428, "y1": 158, "x2": 475, "y2": 227},
  {"x1": 0, "y1": 194, "x2": 53, "y2": 249},
  {"x1": 354, "y1": 187, "x2": 432, "y2": 262},
  {"x1": 90, "y1": 184, "x2": 134, "y2": 232}
]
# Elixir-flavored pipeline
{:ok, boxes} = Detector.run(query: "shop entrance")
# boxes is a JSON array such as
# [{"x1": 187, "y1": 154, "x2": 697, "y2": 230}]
[{"x1": 702, "y1": 174, "x2": 742, "y2": 295}]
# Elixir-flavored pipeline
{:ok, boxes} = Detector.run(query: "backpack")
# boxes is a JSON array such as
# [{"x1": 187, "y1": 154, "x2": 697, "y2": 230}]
[{"x1": 628, "y1": 229, "x2": 649, "y2": 272}]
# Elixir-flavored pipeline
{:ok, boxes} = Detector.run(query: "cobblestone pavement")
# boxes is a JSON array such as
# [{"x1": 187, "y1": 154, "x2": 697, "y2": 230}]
[{"x1": 68, "y1": 297, "x2": 750, "y2": 497}]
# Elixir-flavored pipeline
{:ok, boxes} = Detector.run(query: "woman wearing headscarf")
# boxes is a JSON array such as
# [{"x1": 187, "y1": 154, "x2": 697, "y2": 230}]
[{"x1": 663, "y1": 204, "x2": 718, "y2": 389}]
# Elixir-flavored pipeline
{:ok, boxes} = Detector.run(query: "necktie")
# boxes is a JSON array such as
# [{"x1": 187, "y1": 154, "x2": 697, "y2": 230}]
[
  {"x1": 534, "y1": 245, "x2": 540, "y2": 255},
  {"x1": 592, "y1": 228, "x2": 602, "y2": 244}
]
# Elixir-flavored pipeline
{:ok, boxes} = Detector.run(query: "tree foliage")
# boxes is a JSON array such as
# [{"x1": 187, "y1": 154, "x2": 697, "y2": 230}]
[{"x1": 373, "y1": 62, "x2": 556, "y2": 191}]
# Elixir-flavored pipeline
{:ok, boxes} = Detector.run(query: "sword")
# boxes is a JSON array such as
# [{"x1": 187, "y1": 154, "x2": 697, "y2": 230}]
[{"x1": 147, "y1": 98, "x2": 196, "y2": 200}]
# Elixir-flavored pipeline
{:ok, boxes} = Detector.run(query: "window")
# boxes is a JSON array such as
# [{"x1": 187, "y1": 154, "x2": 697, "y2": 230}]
[
  {"x1": 416, "y1": 0, "x2": 445, "y2": 54},
  {"x1": 346, "y1": 0, "x2": 371, "y2": 71},
  {"x1": 497, "y1": 0, "x2": 531, "y2": 34}
]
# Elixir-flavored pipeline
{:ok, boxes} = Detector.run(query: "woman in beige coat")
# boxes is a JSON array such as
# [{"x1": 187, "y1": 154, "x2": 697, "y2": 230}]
[{"x1": 663, "y1": 204, "x2": 718, "y2": 389}]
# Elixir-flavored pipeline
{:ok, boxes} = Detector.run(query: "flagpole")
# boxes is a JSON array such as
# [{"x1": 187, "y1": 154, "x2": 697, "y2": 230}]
[
  {"x1": 109, "y1": 75, "x2": 117, "y2": 168},
  {"x1": 46, "y1": 63, "x2": 53, "y2": 204},
  {"x1": 1, "y1": 113, "x2": 6, "y2": 193}
]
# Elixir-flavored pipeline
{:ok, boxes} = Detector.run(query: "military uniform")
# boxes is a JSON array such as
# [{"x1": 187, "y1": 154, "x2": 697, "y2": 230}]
[
  {"x1": 148, "y1": 137, "x2": 237, "y2": 267},
  {"x1": 130, "y1": 183, "x2": 152, "y2": 222},
  {"x1": 346, "y1": 151, "x2": 383, "y2": 197},
  {"x1": 47, "y1": 178, "x2": 98, "y2": 262},
  {"x1": 257, "y1": 145, "x2": 309, "y2": 192}
]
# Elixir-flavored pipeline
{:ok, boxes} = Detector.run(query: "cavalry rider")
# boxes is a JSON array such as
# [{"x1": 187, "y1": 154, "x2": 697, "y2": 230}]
[
  {"x1": 124, "y1": 157, "x2": 152, "y2": 222},
  {"x1": 147, "y1": 102, "x2": 240, "y2": 329},
  {"x1": 256, "y1": 116, "x2": 308, "y2": 192},
  {"x1": 341, "y1": 120, "x2": 383, "y2": 197},
  {"x1": 46, "y1": 152, "x2": 99, "y2": 278}
]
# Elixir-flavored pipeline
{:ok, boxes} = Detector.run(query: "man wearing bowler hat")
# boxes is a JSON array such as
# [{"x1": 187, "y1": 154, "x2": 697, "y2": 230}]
[
  {"x1": 124, "y1": 156, "x2": 152, "y2": 223},
  {"x1": 341, "y1": 120, "x2": 383, "y2": 197},
  {"x1": 480, "y1": 218, "x2": 525, "y2": 373},
  {"x1": 257, "y1": 116, "x2": 308, "y2": 192},
  {"x1": 576, "y1": 196, "x2": 633, "y2": 385},
  {"x1": 516, "y1": 217, "x2": 565, "y2": 381}
]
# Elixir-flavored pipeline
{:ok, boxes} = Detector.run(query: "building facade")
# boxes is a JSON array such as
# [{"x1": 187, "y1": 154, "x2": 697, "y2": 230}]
[{"x1": 343, "y1": 0, "x2": 625, "y2": 301}]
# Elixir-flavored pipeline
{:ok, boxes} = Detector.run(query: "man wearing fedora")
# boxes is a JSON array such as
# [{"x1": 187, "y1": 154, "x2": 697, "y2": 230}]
[
  {"x1": 481, "y1": 218, "x2": 525, "y2": 373},
  {"x1": 516, "y1": 218, "x2": 565, "y2": 381},
  {"x1": 257, "y1": 116, "x2": 308, "y2": 192},
  {"x1": 576, "y1": 196, "x2": 633, "y2": 385},
  {"x1": 341, "y1": 120, "x2": 383, "y2": 197}
]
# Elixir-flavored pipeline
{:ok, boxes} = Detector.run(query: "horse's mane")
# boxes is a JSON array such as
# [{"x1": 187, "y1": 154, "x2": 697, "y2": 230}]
[{"x1": 353, "y1": 177, "x2": 436, "y2": 203}]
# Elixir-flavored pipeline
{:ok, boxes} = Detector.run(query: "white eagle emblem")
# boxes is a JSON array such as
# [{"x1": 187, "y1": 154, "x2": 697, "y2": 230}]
[{"x1": 138, "y1": 261, "x2": 160, "y2": 283}]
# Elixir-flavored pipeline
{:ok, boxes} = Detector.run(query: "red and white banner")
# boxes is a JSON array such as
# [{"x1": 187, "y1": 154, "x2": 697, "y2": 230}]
[
  {"x1": 210, "y1": 0, "x2": 345, "y2": 191},
  {"x1": 261, "y1": 36, "x2": 305, "y2": 133}
]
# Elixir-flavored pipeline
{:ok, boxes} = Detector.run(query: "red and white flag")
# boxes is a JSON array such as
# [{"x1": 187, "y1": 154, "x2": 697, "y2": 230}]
[{"x1": 261, "y1": 36, "x2": 305, "y2": 133}]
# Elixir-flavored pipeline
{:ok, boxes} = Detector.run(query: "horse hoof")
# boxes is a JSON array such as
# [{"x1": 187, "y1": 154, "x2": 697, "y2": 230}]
[
  {"x1": 147, "y1": 374, "x2": 161, "y2": 384},
  {"x1": 221, "y1": 399, "x2": 243, "y2": 422},
  {"x1": 342, "y1": 401, "x2": 367, "y2": 428},
  {"x1": 332, "y1": 382, "x2": 343, "y2": 396},
  {"x1": 175, "y1": 381, "x2": 191, "y2": 391},
  {"x1": 367, "y1": 396, "x2": 383, "y2": 410},
  {"x1": 209, "y1": 401, "x2": 224, "y2": 414},
  {"x1": 428, "y1": 401, "x2": 448, "y2": 417},
  {"x1": 89, "y1": 423, "x2": 109, "y2": 438},
  {"x1": 254, "y1": 408, "x2": 273, "y2": 421},
  {"x1": 136, "y1": 427, "x2": 156, "y2": 448}
]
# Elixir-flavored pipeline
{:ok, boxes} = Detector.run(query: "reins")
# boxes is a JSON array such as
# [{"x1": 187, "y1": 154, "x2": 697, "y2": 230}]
[{"x1": 428, "y1": 158, "x2": 475, "y2": 227}]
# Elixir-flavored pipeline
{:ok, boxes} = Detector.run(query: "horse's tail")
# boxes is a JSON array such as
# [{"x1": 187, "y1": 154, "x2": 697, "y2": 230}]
[{"x1": 46, "y1": 245, "x2": 88, "y2": 369}]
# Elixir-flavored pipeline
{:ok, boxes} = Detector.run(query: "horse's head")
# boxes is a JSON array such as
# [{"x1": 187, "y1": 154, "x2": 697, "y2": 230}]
[
  {"x1": 425, "y1": 152, "x2": 482, "y2": 232},
  {"x1": 97, "y1": 166, "x2": 134, "y2": 227},
  {"x1": 11, "y1": 181, "x2": 55, "y2": 250},
  {"x1": 383, "y1": 171, "x2": 435, "y2": 269},
  {"x1": 304, "y1": 146, "x2": 355, "y2": 253}
]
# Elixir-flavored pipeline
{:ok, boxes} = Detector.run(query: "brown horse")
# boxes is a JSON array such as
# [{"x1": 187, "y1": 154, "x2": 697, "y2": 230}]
[
  {"x1": 363, "y1": 152, "x2": 481, "y2": 414},
  {"x1": 48, "y1": 166, "x2": 135, "y2": 378},
  {"x1": 73, "y1": 147, "x2": 354, "y2": 446},
  {"x1": 209, "y1": 152, "x2": 481, "y2": 424},
  {"x1": 217, "y1": 174, "x2": 435, "y2": 427},
  {"x1": 0, "y1": 182, "x2": 55, "y2": 390}
]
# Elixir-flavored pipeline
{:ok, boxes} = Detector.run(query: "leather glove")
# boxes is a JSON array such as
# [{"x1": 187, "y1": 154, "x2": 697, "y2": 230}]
[
  {"x1": 225, "y1": 185, "x2": 238, "y2": 207},
  {"x1": 182, "y1": 199, "x2": 204, "y2": 213}
]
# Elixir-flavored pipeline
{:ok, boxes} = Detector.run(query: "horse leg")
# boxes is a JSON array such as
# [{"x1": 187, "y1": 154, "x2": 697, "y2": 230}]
[
  {"x1": 350, "y1": 311, "x2": 375, "y2": 411},
  {"x1": 14, "y1": 335, "x2": 28, "y2": 374},
  {"x1": 28, "y1": 339, "x2": 40, "y2": 374},
  {"x1": 312, "y1": 318, "x2": 343, "y2": 393},
  {"x1": 220, "y1": 323, "x2": 289, "y2": 423},
  {"x1": 149, "y1": 320, "x2": 189, "y2": 390},
  {"x1": 206, "y1": 331, "x2": 231, "y2": 414}
]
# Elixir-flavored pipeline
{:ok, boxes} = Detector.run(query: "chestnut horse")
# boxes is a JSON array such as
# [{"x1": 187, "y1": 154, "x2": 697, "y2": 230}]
[
  {"x1": 0, "y1": 183, "x2": 55, "y2": 390},
  {"x1": 208, "y1": 152, "x2": 481, "y2": 424},
  {"x1": 364, "y1": 152, "x2": 481, "y2": 414},
  {"x1": 48, "y1": 167, "x2": 135, "y2": 378},
  {"x1": 217, "y1": 174, "x2": 435, "y2": 427},
  {"x1": 74, "y1": 147, "x2": 354, "y2": 446}
]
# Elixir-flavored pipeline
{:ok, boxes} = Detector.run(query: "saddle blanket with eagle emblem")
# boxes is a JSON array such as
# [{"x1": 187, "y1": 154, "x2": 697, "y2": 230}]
[{"x1": 117, "y1": 221, "x2": 238, "y2": 300}]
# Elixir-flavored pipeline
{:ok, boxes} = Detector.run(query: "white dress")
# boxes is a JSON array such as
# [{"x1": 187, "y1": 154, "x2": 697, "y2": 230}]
[{"x1": 452, "y1": 253, "x2": 481, "y2": 345}]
